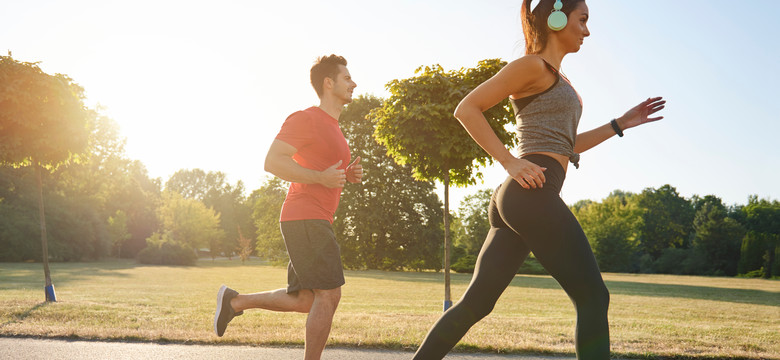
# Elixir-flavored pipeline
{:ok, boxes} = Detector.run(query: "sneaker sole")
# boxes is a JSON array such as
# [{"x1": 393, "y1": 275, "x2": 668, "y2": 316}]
[{"x1": 214, "y1": 285, "x2": 227, "y2": 336}]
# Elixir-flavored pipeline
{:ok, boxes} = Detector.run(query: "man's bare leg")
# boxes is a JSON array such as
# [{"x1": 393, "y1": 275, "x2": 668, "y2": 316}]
[
  {"x1": 231, "y1": 288, "x2": 314, "y2": 313},
  {"x1": 304, "y1": 287, "x2": 341, "y2": 360}
]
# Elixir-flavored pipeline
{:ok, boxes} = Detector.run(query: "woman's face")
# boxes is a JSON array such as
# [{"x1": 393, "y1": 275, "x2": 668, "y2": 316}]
[{"x1": 556, "y1": 1, "x2": 590, "y2": 53}]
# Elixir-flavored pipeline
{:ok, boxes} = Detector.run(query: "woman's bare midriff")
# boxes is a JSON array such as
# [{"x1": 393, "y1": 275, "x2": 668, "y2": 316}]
[{"x1": 525, "y1": 151, "x2": 569, "y2": 174}]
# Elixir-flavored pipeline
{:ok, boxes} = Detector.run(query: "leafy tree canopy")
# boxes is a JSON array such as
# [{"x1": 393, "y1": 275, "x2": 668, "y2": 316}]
[
  {"x1": 372, "y1": 59, "x2": 516, "y2": 186},
  {"x1": 0, "y1": 53, "x2": 91, "y2": 168},
  {"x1": 156, "y1": 190, "x2": 224, "y2": 250}
]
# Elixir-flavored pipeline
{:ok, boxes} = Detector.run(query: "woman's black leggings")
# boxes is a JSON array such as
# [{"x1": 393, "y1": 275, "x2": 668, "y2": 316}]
[{"x1": 413, "y1": 154, "x2": 610, "y2": 360}]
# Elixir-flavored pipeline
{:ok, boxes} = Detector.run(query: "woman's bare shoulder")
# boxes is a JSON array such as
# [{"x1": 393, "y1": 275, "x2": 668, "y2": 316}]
[{"x1": 502, "y1": 55, "x2": 554, "y2": 98}]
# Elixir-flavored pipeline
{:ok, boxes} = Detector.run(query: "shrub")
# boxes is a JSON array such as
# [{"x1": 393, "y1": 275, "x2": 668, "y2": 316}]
[
  {"x1": 738, "y1": 267, "x2": 765, "y2": 278},
  {"x1": 450, "y1": 254, "x2": 549, "y2": 275},
  {"x1": 653, "y1": 248, "x2": 690, "y2": 275},
  {"x1": 517, "y1": 257, "x2": 548, "y2": 275},
  {"x1": 638, "y1": 253, "x2": 655, "y2": 273},
  {"x1": 137, "y1": 232, "x2": 197, "y2": 266},
  {"x1": 451, "y1": 254, "x2": 477, "y2": 273}
]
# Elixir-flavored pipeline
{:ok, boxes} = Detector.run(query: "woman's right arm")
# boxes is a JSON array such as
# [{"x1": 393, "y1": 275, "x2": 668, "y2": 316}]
[{"x1": 454, "y1": 56, "x2": 549, "y2": 189}]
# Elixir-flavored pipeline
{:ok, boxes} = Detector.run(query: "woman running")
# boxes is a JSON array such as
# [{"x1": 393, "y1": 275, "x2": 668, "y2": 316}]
[{"x1": 412, "y1": 1, "x2": 665, "y2": 359}]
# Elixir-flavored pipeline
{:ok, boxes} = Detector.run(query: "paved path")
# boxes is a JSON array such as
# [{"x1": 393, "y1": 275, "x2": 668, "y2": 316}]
[{"x1": 0, "y1": 337, "x2": 574, "y2": 360}]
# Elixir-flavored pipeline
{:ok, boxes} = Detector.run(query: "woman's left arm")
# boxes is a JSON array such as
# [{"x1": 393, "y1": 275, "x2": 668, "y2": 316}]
[{"x1": 574, "y1": 96, "x2": 666, "y2": 154}]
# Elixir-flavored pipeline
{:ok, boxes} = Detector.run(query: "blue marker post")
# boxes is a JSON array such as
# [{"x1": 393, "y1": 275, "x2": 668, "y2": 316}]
[
  {"x1": 45, "y1": 284, "x2": 57, "y2": 302},
  {"x1": 443, "y1": 300, "x2": 452, "y2": 311}
]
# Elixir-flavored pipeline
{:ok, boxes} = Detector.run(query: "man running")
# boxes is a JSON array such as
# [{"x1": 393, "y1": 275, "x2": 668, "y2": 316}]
[{"x1": 214, "y1": 54, "x2": 362, "y2": 360}]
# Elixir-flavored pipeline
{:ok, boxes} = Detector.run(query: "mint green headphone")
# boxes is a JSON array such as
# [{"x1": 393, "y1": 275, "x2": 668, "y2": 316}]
[{"x1": 547, "y1": 0, "x2": 568, "y2": 31}]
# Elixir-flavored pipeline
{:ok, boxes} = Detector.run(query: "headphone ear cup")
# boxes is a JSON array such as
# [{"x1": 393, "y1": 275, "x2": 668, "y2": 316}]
[{"x1": 547, "y1": 10, "x2": 568, "y2": 31}]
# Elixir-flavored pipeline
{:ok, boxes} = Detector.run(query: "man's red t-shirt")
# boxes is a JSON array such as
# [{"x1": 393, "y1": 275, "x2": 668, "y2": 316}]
[{"x1": 274, "y1": 106, "x2": 351, "y2": 223}]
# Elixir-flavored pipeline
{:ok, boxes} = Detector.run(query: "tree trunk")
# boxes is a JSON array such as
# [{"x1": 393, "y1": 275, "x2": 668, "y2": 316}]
[
  {"x1": 35, "y1": 162, "x2": 56, "y2": 302},
  {"x1": 443, "y1": 172, "x2": 452, "y2": 311}
]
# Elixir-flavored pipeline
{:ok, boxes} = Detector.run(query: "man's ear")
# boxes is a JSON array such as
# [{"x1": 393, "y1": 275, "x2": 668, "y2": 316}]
[{"x1": 323, "y1": 76, "x2": 334, "y2": 91}]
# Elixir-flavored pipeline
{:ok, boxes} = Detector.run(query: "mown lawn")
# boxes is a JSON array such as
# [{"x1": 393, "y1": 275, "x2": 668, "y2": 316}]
[{"x1": 1, "y1": 260, "x2": 778, "y2": 359}]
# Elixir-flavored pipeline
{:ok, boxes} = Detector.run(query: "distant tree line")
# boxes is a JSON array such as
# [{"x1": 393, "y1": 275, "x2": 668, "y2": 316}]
[
  {"x1": 442, "y1": 185, "x2": 780, "y2": 278},
  {"x1": 573, "y1": 189, "x2": 778, "y2": 278},
  {"x1": 446, "y1": 185, "x2": 779, "y2": 278}
]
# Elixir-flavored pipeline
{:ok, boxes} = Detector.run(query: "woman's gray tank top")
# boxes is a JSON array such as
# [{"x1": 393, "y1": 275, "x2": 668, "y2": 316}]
[{"x1": 509, "y1": 59, "x2": 582, "y2": 168}]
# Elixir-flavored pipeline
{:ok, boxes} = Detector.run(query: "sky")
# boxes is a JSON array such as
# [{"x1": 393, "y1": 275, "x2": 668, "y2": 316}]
[{"x1": 2, "y1": 0, "x2": 779, "y2": 209}]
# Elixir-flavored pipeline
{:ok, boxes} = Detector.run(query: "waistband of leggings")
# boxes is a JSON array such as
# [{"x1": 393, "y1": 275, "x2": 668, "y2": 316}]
[{"x1": 520, "y1": 153, "x2": 566, "y2": 191}]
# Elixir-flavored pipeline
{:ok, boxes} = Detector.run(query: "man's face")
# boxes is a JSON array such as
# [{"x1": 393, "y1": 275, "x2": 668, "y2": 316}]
[{"x1": 330, "y1": 64, "x2": 357, "y2": 104}]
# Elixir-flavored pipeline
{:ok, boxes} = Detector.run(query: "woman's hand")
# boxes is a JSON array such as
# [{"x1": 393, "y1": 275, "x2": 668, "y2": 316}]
[
  {"x1": 502, "y1": 158, "x2": 547, "y2": 189},
  {"x1": 617, "y1": 96, "x2": 666, "y2": 131}
]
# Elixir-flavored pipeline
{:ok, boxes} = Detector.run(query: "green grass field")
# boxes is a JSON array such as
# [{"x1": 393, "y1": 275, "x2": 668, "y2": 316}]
[{"x1": 1, "y1": 259, "x2": 778, "y2": 359}]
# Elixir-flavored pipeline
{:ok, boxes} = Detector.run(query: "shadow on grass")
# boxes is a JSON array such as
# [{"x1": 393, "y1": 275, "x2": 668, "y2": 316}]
[
  {"x1": 504, "y1": 275, "x2": 779, "y2": 307},
  {"x1": 0, "y1": 302, "x2": 48, "y2": 330},
  {"x1": 602, "y1": 279, "x2": 779, "y2": 307},
  {"x1": 347, "y1": 271, "x2": 779, "y2": 307},
  {"x1": 344, "y1": 269, "x2": 447, "y2": 284},
  {"x1": 0, "y1": 260, "x2": 145, "y2": 287}
]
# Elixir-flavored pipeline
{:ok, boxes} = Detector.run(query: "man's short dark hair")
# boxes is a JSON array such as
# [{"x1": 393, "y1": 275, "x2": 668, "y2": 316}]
[{"x1": 310, "y1": 55, "x2": 348, "y2": 98}]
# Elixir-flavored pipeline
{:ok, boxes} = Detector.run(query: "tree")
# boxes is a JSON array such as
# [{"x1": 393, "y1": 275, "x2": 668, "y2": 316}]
[
  {"x1": 0, "y1": 53, "x2": 92, "y2": 301},
  {"x1": 334, "y1": 95, "x2": 443, "y2": 271},
  {"x1": 454, "y1": 189, "x2": 492, "y2": 257},
  {"x1": 739, "y1": 232, "x2": 770, "y2": 276},
  {"x1": 635, "y1": 185, "x2": 694, "y2": 260},
  {"x1": 155, "y1": 191, "x2": 224, "y2": 252},
  {"x1": 54, "y1": 114, "x2": 145, "y2": 259},
  {"x1": 0, "y1": 166, "x2": 44, "y2": 261},
  {"x1": 57, "y1": 113, "x2": 129, "y2": 210},
  {"x1": 251, "y1": 177, "x2": 288, "y2": 263},
  {"x1": 165, "y1": 169, "x2": 250, "y2": 258},
  {"x1": 691, "y1": 196, "x2": 745, "y2": 276},
  {"x1": 372, "y1": 59, "x2": 516, "y2": 309},
  {"x1": 114, "y1": 160, "x2": 161, "y2": 258},
  {"x1": 166, "y1": 169, "x2": 228, "y2": 200},
  {"x1": 449, "y1": 215, "x2": 476, "y2": 273},
  {"x1": 573, "y1": 191, "x2": 641, "y2": 272},
  {"x1": 739, "y1": 196, "x2": 780, "y2": 278},
  {"x1": 570, "y1": 199, "x2": 595, "y2": 213},
  {"x1": 236, "y1": 226, "x2": 253, "y2": 264},
  {"x1": 107, "y1": 210, "x2": 131, "y2": 258}
]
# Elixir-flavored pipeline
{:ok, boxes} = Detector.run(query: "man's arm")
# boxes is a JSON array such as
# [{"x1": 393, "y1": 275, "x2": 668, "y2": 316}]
[{"x1": 264, "y1": 139, "x2": 346, "y2": 188}]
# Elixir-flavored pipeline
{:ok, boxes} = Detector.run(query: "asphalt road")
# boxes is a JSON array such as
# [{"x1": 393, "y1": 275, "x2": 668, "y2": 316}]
[{"x1": 0, "y1": 337, "x2": 576, "y2": 360}]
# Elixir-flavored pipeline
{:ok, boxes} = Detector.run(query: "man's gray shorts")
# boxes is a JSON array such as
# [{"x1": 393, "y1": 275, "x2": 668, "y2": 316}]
[{"x1": 280, "y1": 219, "x2": 345, "y2": 293}]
